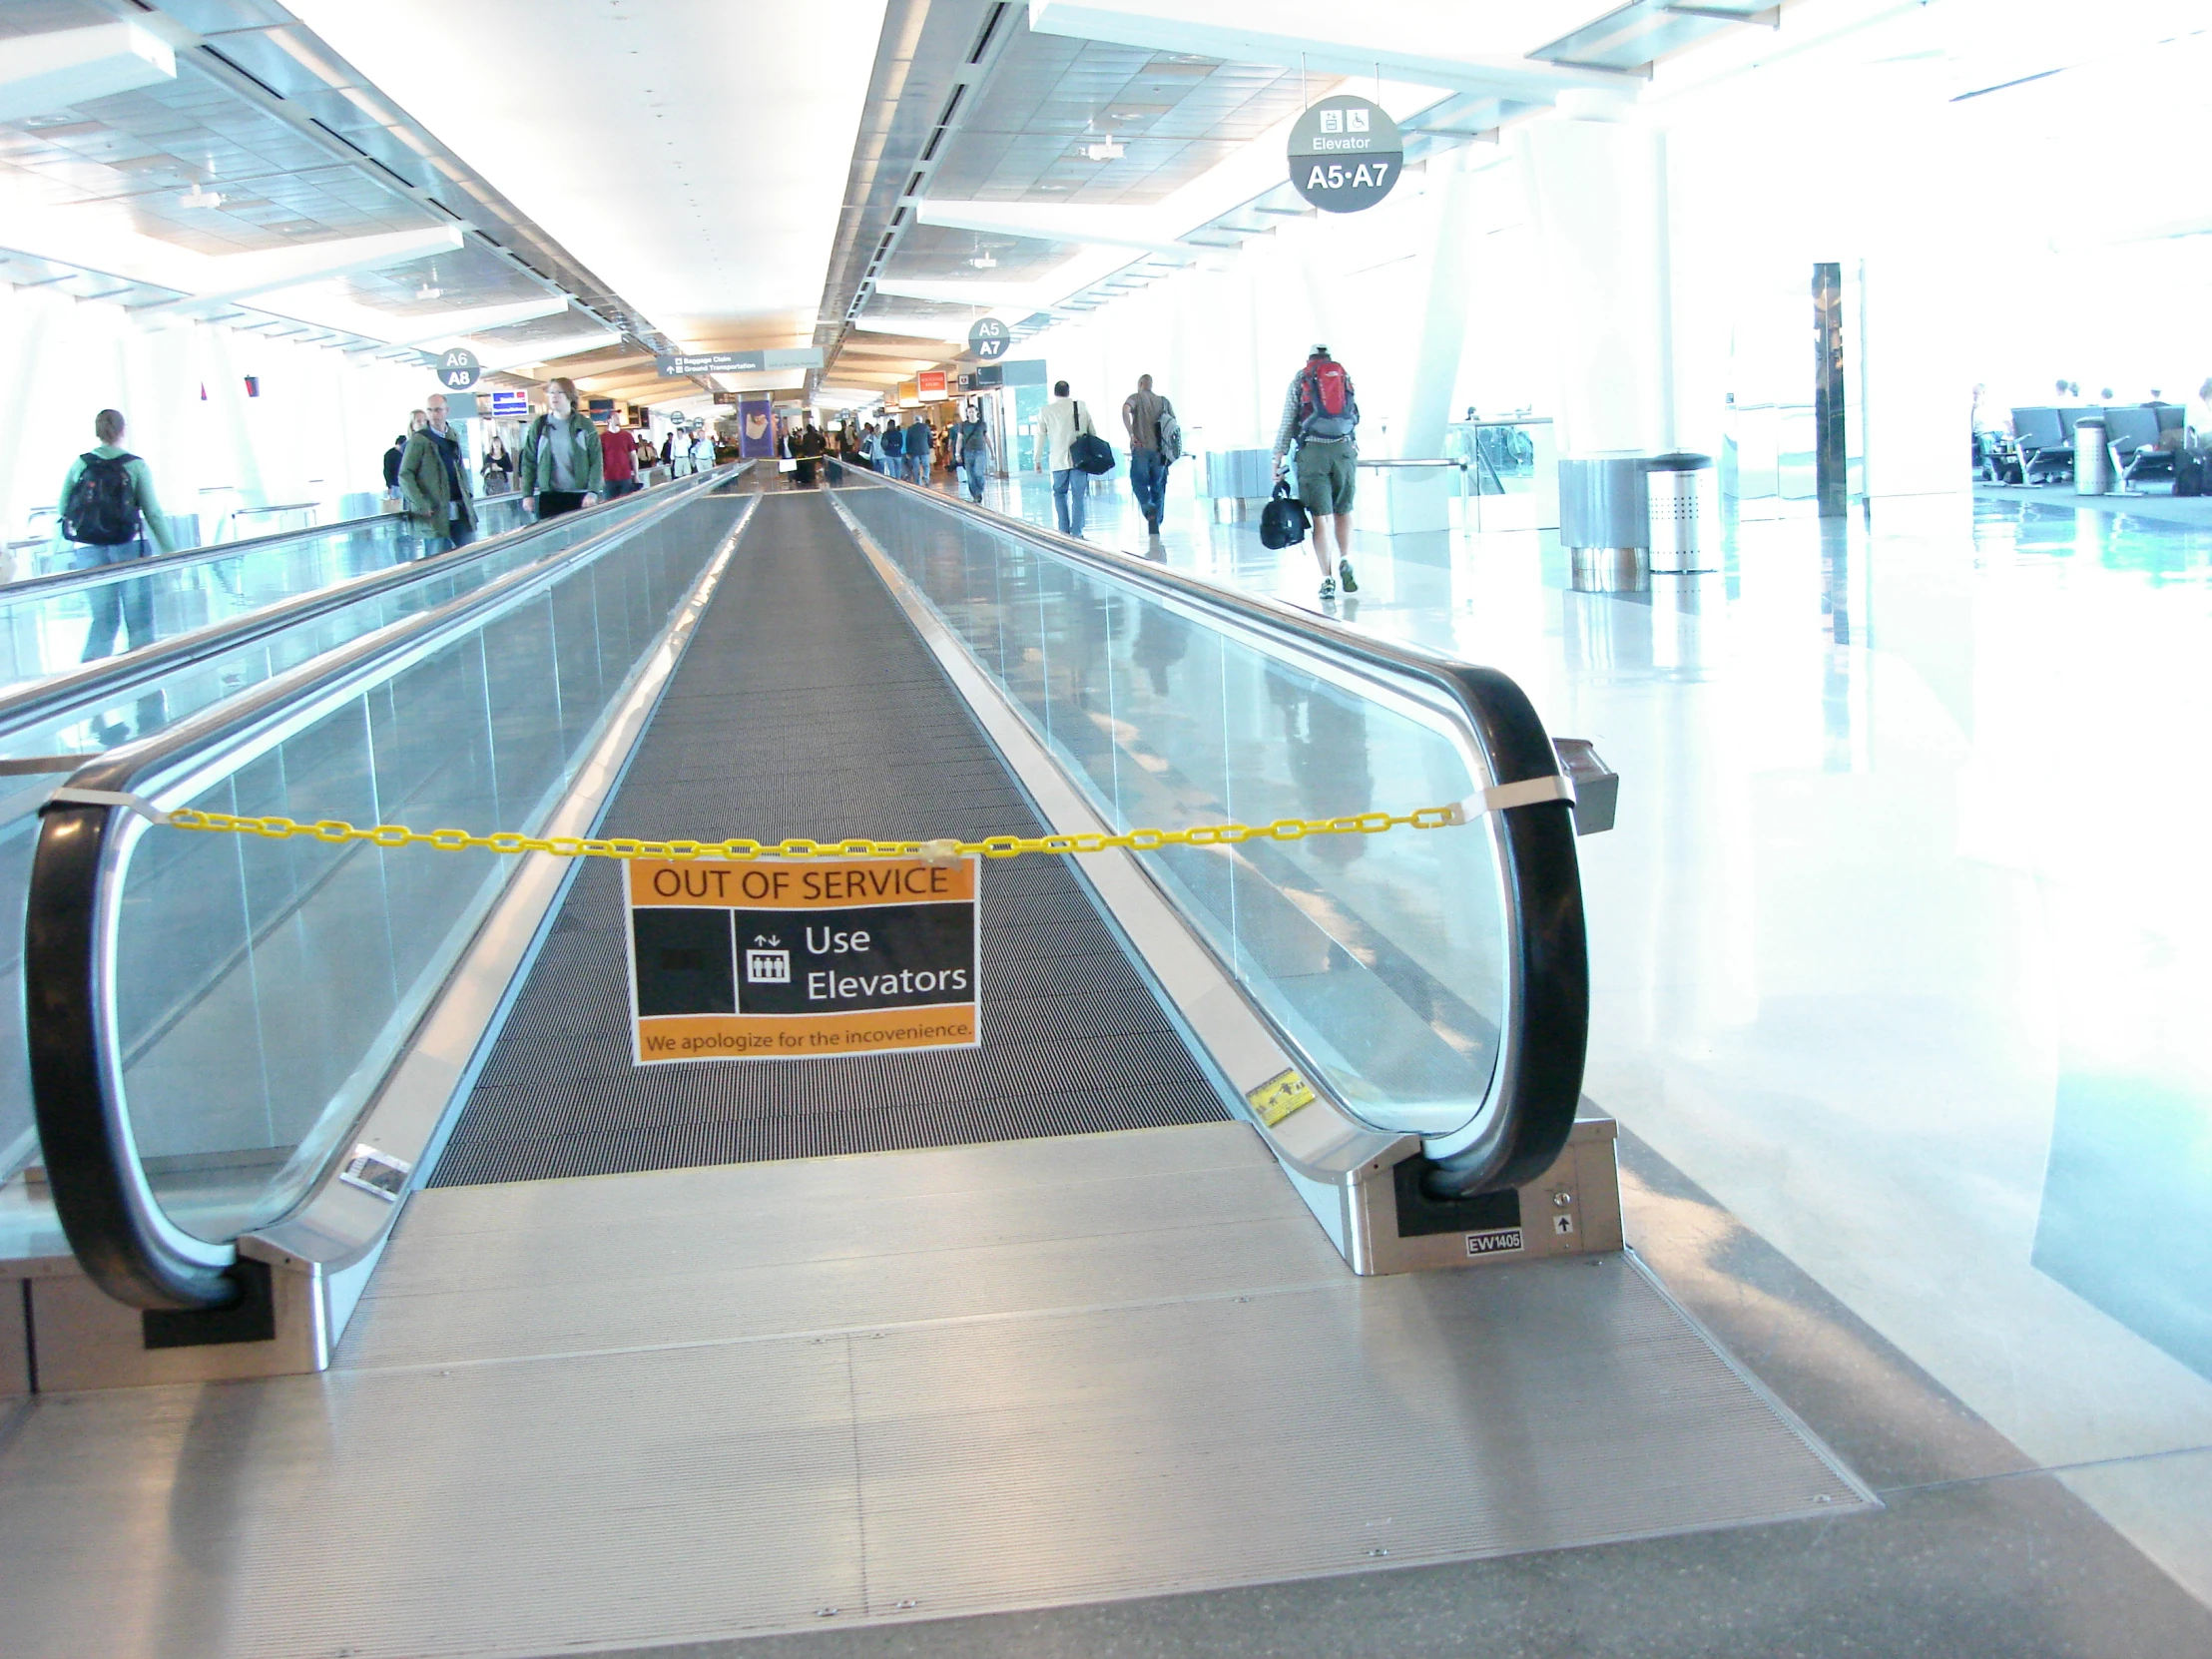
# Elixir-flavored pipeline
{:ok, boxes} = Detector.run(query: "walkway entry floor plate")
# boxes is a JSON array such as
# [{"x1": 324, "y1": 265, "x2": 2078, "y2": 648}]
[{"x1": 0, "y1": 1123, "x2": 1870, "y2": 1659}]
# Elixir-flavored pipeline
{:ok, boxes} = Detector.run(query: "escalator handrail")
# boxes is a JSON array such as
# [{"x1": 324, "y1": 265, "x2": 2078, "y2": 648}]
[
  {"x1": 850, "y1": 473, "x2": 1584, "y2": 1198},
  {"x1": 0, "y1": 497, "x2": 518, "y2": 603},
  {"x1": 0, "y1": 485, "x2": 672, "y2": 747},
  {"x1": 24, "y1": 468, "x2": 743, "y2": 1311}
]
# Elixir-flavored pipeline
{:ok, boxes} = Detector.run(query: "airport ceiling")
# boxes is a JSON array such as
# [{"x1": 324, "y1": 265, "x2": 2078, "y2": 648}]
[{"x1": 0, "y1": 0, "x2": 1946, "y2": 406}]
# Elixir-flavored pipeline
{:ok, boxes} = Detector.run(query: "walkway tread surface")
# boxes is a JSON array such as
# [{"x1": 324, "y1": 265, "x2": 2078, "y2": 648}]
[{"x1": 429, "y1": 491, "x2": 1226, "y2": 1186}]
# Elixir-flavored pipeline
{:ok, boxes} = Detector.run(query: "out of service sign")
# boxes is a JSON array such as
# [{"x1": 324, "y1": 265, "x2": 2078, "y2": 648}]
[{"x1": 626, "y1": 856, "x2": 978, "y2": 1063}]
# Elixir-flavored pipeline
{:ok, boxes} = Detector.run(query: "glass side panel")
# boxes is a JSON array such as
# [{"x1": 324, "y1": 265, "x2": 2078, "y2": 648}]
[
  {"x1": 106, "y1": 497, "x2": 742, "y2": 1242},
  {"x1": 0, "y1": 492, "x2": 690, "y2": 1184},
  {"x1": 0, "y1": 495, "x2": 534, "y2": 698},
  {"x1": 840, "y1": 483, "x2": 1510, "y2": 1139}
]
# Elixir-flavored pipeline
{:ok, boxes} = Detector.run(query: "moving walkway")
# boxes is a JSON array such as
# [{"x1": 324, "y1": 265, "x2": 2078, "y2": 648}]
[
  {"x1": 13, "y1": 467, "x2": 1609, "y2": 1337},
  {"x1": 0, "y1": 474, "x2": 1866, "y2": 1652},
  {"x1": 0, "y1": 474, "x2": 725, "y2": 1191}
]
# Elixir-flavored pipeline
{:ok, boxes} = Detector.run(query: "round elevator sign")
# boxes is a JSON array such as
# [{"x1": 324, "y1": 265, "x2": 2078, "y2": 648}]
[
  {"x1": 434, "y1": 346, "x2": 481, "y2": 390},
  {"x1": 967, "y1": 316, "x2": 1010, "y2": 361},
  {"x1": 1287, "y1": 95, "x2": 1404, "y2": 215}
]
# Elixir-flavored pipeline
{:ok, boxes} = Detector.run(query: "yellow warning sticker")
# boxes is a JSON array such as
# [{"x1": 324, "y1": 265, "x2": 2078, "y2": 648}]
[{"x1": 1246, "y1": 1069, "x2": 1317, "y2": 1128}]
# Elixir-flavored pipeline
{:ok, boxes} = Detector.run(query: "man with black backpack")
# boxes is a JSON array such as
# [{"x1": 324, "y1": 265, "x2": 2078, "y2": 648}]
[
  {"x1": 1272, "y1": 344, "x2": 1362, "y2": 603},
  {"x1": 60, "y1": 407, "x2": 176, "y2": 662}
]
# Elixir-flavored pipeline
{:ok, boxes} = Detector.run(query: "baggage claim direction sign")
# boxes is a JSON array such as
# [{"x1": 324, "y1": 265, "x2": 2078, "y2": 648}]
[
  {"x1": 626, "y1": 856, "x2": 979, "y2": 1064},
  {"x1": 1287, "y1": 95, "x2": 1403, "y2": 215}
]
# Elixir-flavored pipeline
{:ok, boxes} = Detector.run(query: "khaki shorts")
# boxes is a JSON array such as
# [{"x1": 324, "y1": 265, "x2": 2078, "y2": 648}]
[{"x1": 1294, "y1": 438, "x2": 1357, "y2": 515}]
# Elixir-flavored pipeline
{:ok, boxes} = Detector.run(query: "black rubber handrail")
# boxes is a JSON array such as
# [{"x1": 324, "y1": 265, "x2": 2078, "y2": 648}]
[
  {"x1": 24, "y1": 470, "x2": 743, "y2": 1310},
  {"x1": 0, "y1": 485, "x2": 664, "y2": 751},
  {"x1": 843, "y1": 472, "x2": 1586, "y2": 1197}
]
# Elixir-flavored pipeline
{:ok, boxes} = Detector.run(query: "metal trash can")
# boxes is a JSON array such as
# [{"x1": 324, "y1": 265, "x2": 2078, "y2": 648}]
[
  {"x1": 2074, "y1": 416, "x2": 2111, "y2": 495},
  {"x1": 1646, "y1": 452, "x2": 1712, "y2": 571}
]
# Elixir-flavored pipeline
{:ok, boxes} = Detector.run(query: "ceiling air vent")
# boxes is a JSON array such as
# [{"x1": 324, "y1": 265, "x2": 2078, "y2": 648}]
[{"x1": 968, "y1": 2, "x2": 1008, "y2": 64}]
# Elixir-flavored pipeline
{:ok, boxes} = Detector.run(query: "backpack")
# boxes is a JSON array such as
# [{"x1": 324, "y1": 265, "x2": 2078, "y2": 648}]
[
  {"x1": 62, "y1": 452, "x2": 145, "y2": 545},
  {"x1": 2176, "y1": 450, "x2": 2206, "y2": 498},
  {"x1": 1259, "y1": 479, "x2": 1310, "y2": 550},
  {"x1": 1158, "y1": 403, "x2": 1184, "y2": 464},
  {"x1": 1298, "y1": 358, "x2": 1358, "y2": 441},
  {"x1": 1068, "y1": 403, "x2": 1115, "y2": 475}
]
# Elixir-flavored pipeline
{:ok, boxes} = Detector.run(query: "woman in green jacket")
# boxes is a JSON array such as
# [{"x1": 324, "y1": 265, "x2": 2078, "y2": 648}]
[{"x1": 516, "y1": 377, "x2": 604, "y2": 519}]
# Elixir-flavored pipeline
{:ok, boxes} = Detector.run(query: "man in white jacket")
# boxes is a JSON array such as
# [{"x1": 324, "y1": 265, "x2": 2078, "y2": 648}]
[{"x1": 1033, "y1": 379, "x2": 1097, "y2": 538}]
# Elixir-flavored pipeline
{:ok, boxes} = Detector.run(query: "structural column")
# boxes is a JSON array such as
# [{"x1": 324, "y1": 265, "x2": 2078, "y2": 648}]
[{"x1": 1521, "y1": 90, "x2": 1673, "y2": 560}]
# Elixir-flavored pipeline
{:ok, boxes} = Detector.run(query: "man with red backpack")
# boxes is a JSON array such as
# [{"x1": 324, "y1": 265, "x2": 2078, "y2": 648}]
[
  {"x1": 59, "y1": 407, "x2": 177, "y2": 661},
  {"x1": 1271, "y1": 344, "x2": 1362, "y2": 604}
]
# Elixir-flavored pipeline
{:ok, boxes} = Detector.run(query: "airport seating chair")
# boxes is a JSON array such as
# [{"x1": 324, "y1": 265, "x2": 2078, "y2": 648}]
[{"x1": 2011, "y1": 406, "x2": 2073, "y2": 484}]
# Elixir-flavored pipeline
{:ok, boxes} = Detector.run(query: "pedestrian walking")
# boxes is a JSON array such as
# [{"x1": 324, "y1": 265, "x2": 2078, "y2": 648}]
[
  {"x1": 956, "y1": 401, "x2": 991, "y2": 503},
  {"x1": 903, "y1": 414, "x2": 933, "y2": 485},
  {"x1": 59, "y1": 407, "x2": 177, "y2": 662},
  {"x1": 1035, "y1": 380, "x2": 1098, "y2": 537},
  {"x1": 1271, "y1": 344, "x2": 1362, "y2": 603},
  {"x1": 518, "y1": 377, "x2": 605, "y2": 520},
  {"x1": 601, "y1": 414, "x2": 643, "y2": 497},
  {"x1": 398, "y1": 392, "x2": 479, "y2": 556},
  {"x1": 1123, "y1": 373, "x2": 1176, "y2": 535},
  {"x1": 482, "y1": 434, "x2": 515, "y2": 493}
]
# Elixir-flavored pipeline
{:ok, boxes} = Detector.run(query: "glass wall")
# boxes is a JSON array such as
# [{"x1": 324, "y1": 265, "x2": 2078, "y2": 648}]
[
  {"x1": 102, "y1": 496, "x2": 745, "y2": 1243},
  {"x1": 0, "y1": 486, "x2": 689, "y2": 1187},
  {"x1": 0, "y1": 495, "x2": 533, "y2": 696},
  {"x1": 840, "y1": 483, "x2": 1512, "y2": 1142}
]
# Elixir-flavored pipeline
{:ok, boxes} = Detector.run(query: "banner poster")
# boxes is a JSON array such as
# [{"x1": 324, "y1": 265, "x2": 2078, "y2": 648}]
[{"x1": 737, "y1": 395, "x2": 776, "y2": 458}]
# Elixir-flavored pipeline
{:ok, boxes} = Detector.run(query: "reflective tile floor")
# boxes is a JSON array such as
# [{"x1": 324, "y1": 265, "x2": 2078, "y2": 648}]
[{"x1": 950, "y1": 468, "x2": 2212, "y2": 1620}]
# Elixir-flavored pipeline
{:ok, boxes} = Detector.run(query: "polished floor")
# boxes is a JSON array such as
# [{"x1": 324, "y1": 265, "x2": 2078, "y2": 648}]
[
  {"x1": 0, "y1": 1125, "x2": 1865, "y2": 1659},
  {"x1": 945, "y1": 464, "x2": 2212, "y2": 1619}
]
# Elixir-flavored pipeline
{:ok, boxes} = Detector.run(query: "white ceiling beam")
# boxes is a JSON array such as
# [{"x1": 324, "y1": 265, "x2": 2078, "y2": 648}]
[
  {"x1": 914, "y1": 201, "x2": 1189, "y2": 254},
  {"x1": 0, "y1": 21, "x2": 175, "y2": 123},
  {"x1": 871, "y1": 278, "x2": 1061, "y2": 310},
  {"x1": 1026, "y1": 0, "x2": 1641, "y2": 97},
  {"x1": 848, "y1": 314, "x2": 976, "y2": 343},
  {"x1": 378, "y1": 296, "x2": 572, "y2": 349},
  {"x1": 486, "y1": 329, "x2": 628, "y2": 373},
  {"x1": 160, "y1": 225, "x2": 468, "y2": 312}
]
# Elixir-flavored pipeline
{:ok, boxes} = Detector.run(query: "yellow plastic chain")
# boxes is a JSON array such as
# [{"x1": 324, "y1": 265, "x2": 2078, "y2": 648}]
[{"x1": 160, "y1": 804, "x2": 1469, "y2": 863}]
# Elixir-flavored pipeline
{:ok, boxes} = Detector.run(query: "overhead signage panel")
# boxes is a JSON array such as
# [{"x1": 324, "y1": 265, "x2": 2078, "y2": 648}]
[
  {"x1": 432, "y1": 346, "x2": 481, "y2": 389},
  {"x1": 916, "y1": 370, "x2": 948, "y2": 401},
  {"x1": 656, "y1": 348, "x2": 827, "y2": 376},
  {"x1": 1287, "y1": 95, "x2": 1404, "y2": 215},
  {"x1": 626, "y1": 857, "x2": 980, "y2": 1064},
  {"x1": 967, "y1": 317, "x2": 1011, "y2": 361}
]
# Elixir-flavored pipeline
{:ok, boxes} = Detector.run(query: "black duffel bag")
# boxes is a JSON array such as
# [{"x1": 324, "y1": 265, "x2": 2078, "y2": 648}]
[
  {"x1": 1259, "y1": 479, "x2": 1310, "y2": 550},
  {"x1": 1069, "y1": 426, "x2": 1115, "y2": 475}
]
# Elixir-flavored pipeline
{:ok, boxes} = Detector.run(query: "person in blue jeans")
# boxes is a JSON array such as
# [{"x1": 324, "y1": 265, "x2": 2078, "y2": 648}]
[
  {"x1": 1122, "y1": 373, "x2": 1173, "y2": 535},
  {"x1": 61, "y1": 407, "x2": 177, "y2": 659},
  {"x1": 1036, "y1": 380, "x2": 1097, "y2": 537},
  {"x1": 904, "y1": 415, "x2": 934, "y2": 485}
]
